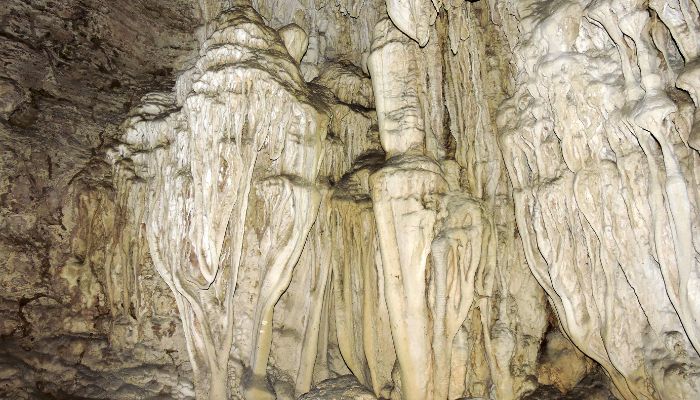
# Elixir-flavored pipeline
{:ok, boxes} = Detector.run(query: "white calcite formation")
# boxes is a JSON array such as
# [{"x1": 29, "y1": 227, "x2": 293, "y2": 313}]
[
  {"x1": 109, "y1": 5, "x2": 327, "y2": 399},
  {"x1": 495, "y1": 0, "x2": 700, "y2": 399},
  {"x1": 3, "y1": 0, "x2": 700, "y2": 399},
  {"x1": 364, "y1": 12, "x2": 546, "y2": 400}
]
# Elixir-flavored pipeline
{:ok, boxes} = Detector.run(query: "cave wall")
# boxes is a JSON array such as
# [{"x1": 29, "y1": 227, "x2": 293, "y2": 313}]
[
  {"x1": 0, "y1": 0, "x2": 200, "y2": 397},
  {"x1": 1, "y1": 0, "x2": 700, "y2": 399}
]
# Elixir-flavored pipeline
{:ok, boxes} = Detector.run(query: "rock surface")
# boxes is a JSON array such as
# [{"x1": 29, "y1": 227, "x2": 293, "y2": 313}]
[
  {"x1": 0, "y1": 0, "x2": 197, "y2": 398},
  {"x1": 2, "y1": 0, "x2": 700, "y2": 399}
]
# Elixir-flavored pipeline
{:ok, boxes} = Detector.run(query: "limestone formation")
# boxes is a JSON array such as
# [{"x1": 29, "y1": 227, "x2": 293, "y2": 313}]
[
  {"x1": 496, "y1": 0, "x2": 700, "y2": 398},
  {"x1": 109, "y1": 6, "x2": 327, "y2": 399},
  {"x1": 279, "y1": 24, "x2": 310, "y2": 64},
  {"x1": 2, "y1": 0, "x2": 700, "y2": 399}
]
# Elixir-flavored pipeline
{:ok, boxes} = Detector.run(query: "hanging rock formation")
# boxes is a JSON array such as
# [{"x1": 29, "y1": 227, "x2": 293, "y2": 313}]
[
  {"x1": 495, "y1": 0, "x2": 700, "y2": 399},
  {"x1": 109, "y1": 5, "x2": 326, "y2": 398}
]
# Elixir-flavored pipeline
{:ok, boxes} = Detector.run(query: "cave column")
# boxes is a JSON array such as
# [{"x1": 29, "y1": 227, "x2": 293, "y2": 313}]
[{"x1": 368, "y1": 18, "x2": 447, "y2": 400}]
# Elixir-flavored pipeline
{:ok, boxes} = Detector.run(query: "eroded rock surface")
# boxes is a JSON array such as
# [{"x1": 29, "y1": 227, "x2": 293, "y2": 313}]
[{"x1": 0, "y1": 0, "x2": 197, "y2": 397}]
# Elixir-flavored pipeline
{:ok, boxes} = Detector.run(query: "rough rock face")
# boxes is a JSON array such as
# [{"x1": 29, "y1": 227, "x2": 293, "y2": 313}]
[
  {"x1": 0, "y1": 0, "x2": 198, "y2": 398},
  {"x1": 2, "y1": 0, "x2": 700, "y2": 400}
]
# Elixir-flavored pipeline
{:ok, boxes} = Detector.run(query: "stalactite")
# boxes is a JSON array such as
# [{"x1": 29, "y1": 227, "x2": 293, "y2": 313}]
[
  {"x1": 496, "y1": 0, "x2": 700, "y2": 398},
  {"x1": 109, "y1": 5, "x2": 327, "y2": 399}
]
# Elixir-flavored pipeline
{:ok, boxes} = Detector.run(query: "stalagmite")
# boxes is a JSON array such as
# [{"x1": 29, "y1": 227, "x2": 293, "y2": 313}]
[
  {"x1": 429, "y1": 195, "x2": 490, "y2": 400},
  {"x1": 369, "y1": 17, "x2": 442, "y2": 400},
  {"x1": 371, "y1": 156, "x2": 447, "y2": 400},
  {"x1": 245, "y1": 178, "x2": 321, "y2": 400},
  {"x1": 366, "y1": 11, "x2": 507, "y2": 399}
]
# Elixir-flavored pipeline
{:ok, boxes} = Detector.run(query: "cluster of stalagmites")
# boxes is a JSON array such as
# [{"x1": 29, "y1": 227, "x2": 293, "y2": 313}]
[{"x1": 107, "y1": 0, "x2": 700, "y2": 399}]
